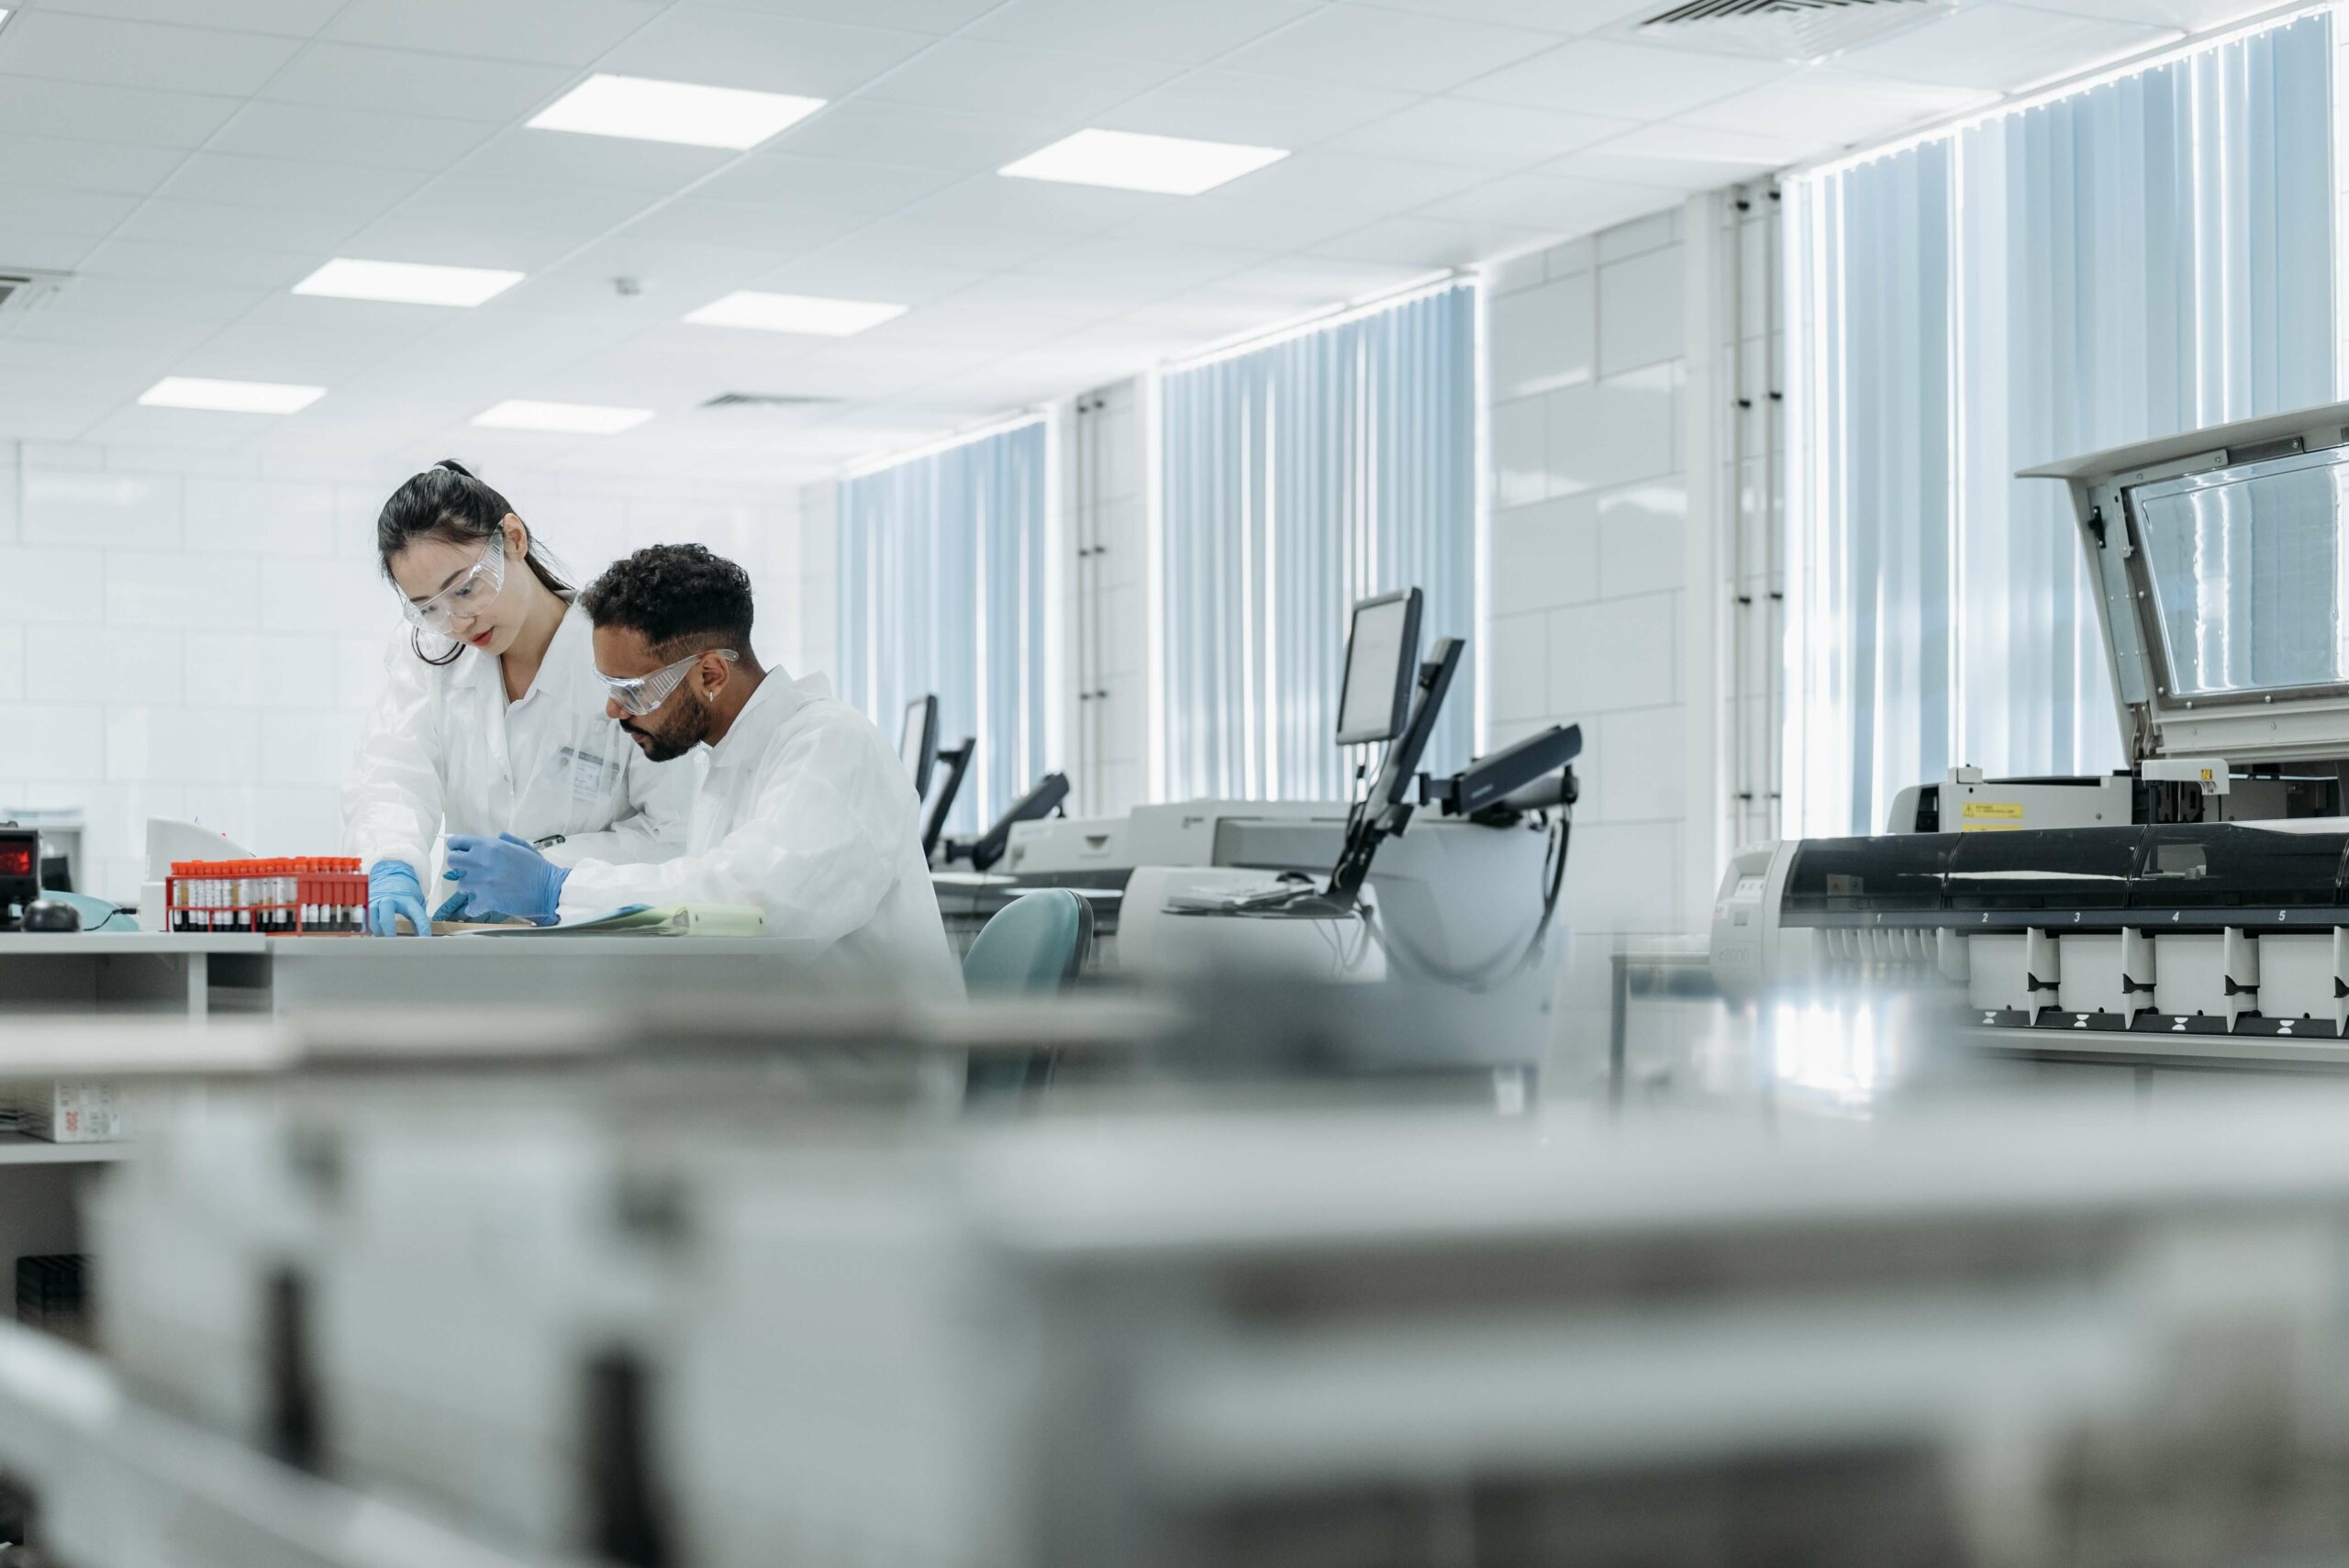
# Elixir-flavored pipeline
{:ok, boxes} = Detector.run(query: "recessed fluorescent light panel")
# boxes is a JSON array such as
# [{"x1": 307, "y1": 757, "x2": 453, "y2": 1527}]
[
  {"x1": 1000, "y1": 128, "x2": 1288, "y2": 195},
  {"x1": 293, "y1": 258, "x2": 524, "y2": 307},
  {"x1": 528, "y1": 73, "x2": 824, "y2": 150},
  {"x1": 473, "y1": 399, "x2": 654, "y2": 435},
  {"x1": 139, "y1": 376, "x2": 324, "y2": 414},
  {"x1": 685, "y1": 291, "x2": 907, "y2": 337}
]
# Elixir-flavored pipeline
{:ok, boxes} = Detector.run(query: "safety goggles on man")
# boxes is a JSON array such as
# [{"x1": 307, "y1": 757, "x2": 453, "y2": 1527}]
[
  {"x1": 600, "y1": 647, "x2": 738, "y2": 717},
  {"x1": 400, "y1": 540, "x2": 506, "y2": 634}
]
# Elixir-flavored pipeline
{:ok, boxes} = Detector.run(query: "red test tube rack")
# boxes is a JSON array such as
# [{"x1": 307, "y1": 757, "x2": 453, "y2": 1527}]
[{"x1": 165, "y1": 857, "x2": 367, "y2": 936}]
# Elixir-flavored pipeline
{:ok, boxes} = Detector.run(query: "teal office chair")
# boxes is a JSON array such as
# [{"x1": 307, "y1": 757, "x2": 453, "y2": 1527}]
[
  {"x1": 962, "y1": 890, "x2": 1093, "y2": 1104},
  {"x1": 962, "y1": 889, "x2": 1093, "y2": 995}
]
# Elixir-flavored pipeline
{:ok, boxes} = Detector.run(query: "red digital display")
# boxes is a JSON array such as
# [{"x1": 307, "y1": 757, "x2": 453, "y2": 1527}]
[{"x1": 0, "y1": 842, "x2": 32, "y2": 878}]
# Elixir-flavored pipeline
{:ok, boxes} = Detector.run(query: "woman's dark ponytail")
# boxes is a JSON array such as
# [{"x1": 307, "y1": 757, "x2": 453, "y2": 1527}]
[{"x1": 376, "y1": 460, "x2": 573, "y2": 664}]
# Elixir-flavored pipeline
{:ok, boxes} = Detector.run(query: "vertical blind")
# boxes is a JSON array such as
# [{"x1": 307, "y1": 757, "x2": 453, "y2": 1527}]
[
  {"x1": 1784, "y1": 11, "x2": 2335, "y2": 836},
  {"x1": 1159, "y1": 284, "x2": 1476, "y2": 802},
  {"x1": 837, "y1": 421, "x2": 1048, "y2": 835}
]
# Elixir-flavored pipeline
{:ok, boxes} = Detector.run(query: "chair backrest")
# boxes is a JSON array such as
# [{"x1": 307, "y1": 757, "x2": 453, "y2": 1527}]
[{"x1": 963, "y1": 889, "x2": 1093, "y2": 995}]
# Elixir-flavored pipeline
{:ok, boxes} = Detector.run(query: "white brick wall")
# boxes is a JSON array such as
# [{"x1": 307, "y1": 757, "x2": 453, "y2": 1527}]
[
  {"x1": 1063, "y1": 379, "x2": 1152, "y2": 817},
  {"x1": 0, "y1": 440, "x2": 815, "y2": 906},
  {"x1": 1484, "y1": 199, "x2": 1727, "y2": 1083}
]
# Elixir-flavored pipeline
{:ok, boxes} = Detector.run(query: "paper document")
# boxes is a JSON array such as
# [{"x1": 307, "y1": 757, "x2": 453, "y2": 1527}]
[{"x1": 455, "y1": 904, "x2": 765, "y2": 939}]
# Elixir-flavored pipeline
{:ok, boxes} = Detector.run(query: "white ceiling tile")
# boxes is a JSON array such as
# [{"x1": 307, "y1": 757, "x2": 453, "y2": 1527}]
[
  {"x1": 1097, "y1": 68, "x2": 1419, "y2": 148},
  {"x1": 375, "y1": 175, "x2": 660, "y2": 254},
  {"x1": 2018, "y1": 0, "x2": 2279, "y2": 31},
  {"x1": 774, "y1": 101, "x2": 1085, "y2": 172},
  {"x1": 617, "y1": 198, "x2": 869, "y2": 255},
  {"x1": 1541, "y1": 143, "x2": 1776, "y2": 191},
  {"x1": 900, "y1": 174, "x2": 1174, "y2": 237},
  {"x1": 1364, "y1": 0, "x2": 1655, "y2": 26},
  {"x1": 34, "y1": 0, "x2": 345, "y2": 36},
  {"x1": 1219, "y1": 5, "x2": 1559, "y2": 93},
  {"x1": 691, "y1": 153, "x2": 962, "y2": 214},
  {"x1": 1218, "y1": 253, "x2": 1446, "y2": 305},
  {"x1": 656, "y1": 0, "x2": 1005, "y2": 29},
  {"x1": 162, "y1": 320, "x2": 421, "y2": 383},
  {"x1": 1119, "y1": 288, "x2": 1300, "y2": 339},
  {"x1": 598, "y1": 6, "x2": 935, "y2": 96},
  {"x1": 1837, "y1": 4, "x2": 2176, "y2": 90},
  {"x1": 206, "y1": 103, "x2": 500, "y2": 171},
  {"x1": 322, "y1": 215, "x2": 583, "y2": 274},
  {"x1": 1678, "y1": 67, "x2": 1998, "y2": 146},
  {"x1": 1567, "y1": 120, "x2": 1813, "y2": 178},
  {"x1": 0, "y1": 79, "x2": 244, "y2": 150},
  {"x1": 860, "y1": 39, "x2": 1181, "y2": 119},
  {"x1": 109, "y1": 195, "x2": 377, "y2": 254},
  {"x1": 76, "y1": 237, "x2": 318, "y2": 290},
  {"x1": 747, "y1": 254, "x2": 991, "y2": 306},
  {"x1": 966, "y1": 0, "x2": 1320, "y2": 62},
  {"x1": 451, "y1": 129, "x2": 735, "y2": 195},
  {"x1": 39, "y1": 275, "x2": 273, "y2": 326},
  {"x1": 1022, "y1": 235, "x2": 1264, "y2": 291},
  {"x1": 5, "y1": 306, "x2": 221, "y2": 354},
  {"x1": 0, "y1": 183, "x2": 142, "y2": 238},
  {"x1": 1417, "y1": 170, "x2": 1680, "y2": 231},
  {"x1": 153, "y1": 153, "x2": 429, "y2": 219},
  {"x1": 0, "y1": 135, "x2": 189, "y2": 195},
  {"x1": 1312, "y1": 212, "x2": 1552, "y2": 266},
  {"x1": 504, "y1": 241, "x2": 786, "y2": 318},
  {"x1": 1208, "y1": 148, "x2": 1489, "y2": 213},
  {"x1": 816, "y1": 215, "x2": 1074, "y2": 271},
  {"x1": 0, "y1": 231, "x2": 105, "y2": 272},
  {"x1": 256, "y1": 44, "x2": 576, "y2": 124},
  {"x1": 1326, "y1": 96, "x2": 1639, "y2": 166},
  {"x1": 1457, "y1": 38, "x2": 1796, "y2": 117},
  {"x1": 0, "y1": 13, "x2": 306, "y2": 95},
  {"x1": 323, "y1": 0, "x2": 664, "y2": 65},
  {"x1": 1114, "y1": 194, "x2": 1370, "y2": 252},
  {"x1": 75, "y1": 406, "x2": 279, "y2": 450}
]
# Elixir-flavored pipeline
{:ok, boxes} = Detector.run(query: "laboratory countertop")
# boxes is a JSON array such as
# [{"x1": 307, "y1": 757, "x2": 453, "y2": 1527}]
[{"x1": 0, "y1": 933, "x2": 785, "y2": 958}]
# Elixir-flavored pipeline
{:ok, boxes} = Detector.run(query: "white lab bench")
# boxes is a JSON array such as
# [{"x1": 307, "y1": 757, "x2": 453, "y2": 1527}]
[{"x1": 0, "y1": 932, "x2": 803, "y2": 1017}]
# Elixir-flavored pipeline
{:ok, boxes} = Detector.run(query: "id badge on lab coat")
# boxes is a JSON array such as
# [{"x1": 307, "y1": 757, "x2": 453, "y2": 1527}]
[{"x1": 548, "y1": 744, "x2": 624, "y2": 817}]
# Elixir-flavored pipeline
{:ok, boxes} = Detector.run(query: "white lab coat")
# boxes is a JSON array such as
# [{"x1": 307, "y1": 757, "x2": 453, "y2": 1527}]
[
  {"x1": 342, "y1": 604, "x2": 696, "y2": 882},
  {"x1": 558, "y1": 669, "x2": 964, "y2": 998}
]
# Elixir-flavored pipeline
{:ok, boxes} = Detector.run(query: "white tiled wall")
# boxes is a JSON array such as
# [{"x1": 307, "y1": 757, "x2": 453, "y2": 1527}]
[
  {"x1": 1484, "y1": 200, "x2": 1727, "y2": 1076},
  {"x1": 1063, "y1": 378, "x2": 1151, "y2": 818},
  {"x1": 0, "y1": 439, "x2": 816, "y2": 906}
]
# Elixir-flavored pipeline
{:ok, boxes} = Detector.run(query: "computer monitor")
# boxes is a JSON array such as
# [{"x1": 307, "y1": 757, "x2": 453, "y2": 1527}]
[
  {"x1": 899, "y1": 695, "x2": 939, "y2": 799},
  {"x1": 1335, "y1": 588, "x2": 1423, "y2": 746},
  {"x1": 921, "y1": 739, "x2": 975, "y2": 861}
]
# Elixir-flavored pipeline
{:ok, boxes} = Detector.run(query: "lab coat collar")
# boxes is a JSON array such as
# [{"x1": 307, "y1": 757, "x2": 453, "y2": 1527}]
[
  {"x1": 705, "y1": 664, "x2": 818, "y2": 769},
  {"x1": 448, "y1": 599, "x2": 586, "y2": 707}
]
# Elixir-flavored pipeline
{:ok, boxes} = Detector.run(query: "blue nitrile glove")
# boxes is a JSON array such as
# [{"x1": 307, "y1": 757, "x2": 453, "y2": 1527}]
[
  {"x1": 431, "y1": 891, "x2": 475, "y2": 923},
  {"x1": 442, "y1": 832, "x2": 569, "y2": 926},
  {"x1": 367, "y1": 860, "x2": 429, "y2": 939}
]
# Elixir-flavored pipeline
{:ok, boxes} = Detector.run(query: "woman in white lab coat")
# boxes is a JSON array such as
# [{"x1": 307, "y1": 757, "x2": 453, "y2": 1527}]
[{"x1": 342, "y1": 461, "x2": 693, "y2": 935}]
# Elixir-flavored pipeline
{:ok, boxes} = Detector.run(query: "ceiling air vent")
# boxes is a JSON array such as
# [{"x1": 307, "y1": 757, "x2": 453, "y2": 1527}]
[
  {"x1": 698, "y1": 393, "x2": 842, "y2": 410},
  {"x1": 0, "y1": 268, "x2": 67, "y2": 319},
  {"x1": 1629, "y1": 0, "x2": 1954, "y2": 62}
]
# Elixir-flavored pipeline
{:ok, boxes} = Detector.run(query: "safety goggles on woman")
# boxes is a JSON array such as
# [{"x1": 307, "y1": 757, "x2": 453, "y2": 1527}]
[
  {"x1": 600, "y1": 648, "x2": 738, "y2": 717},
  {"x1": 400, "y1": 540, "x2": 506, "y2": 634}
]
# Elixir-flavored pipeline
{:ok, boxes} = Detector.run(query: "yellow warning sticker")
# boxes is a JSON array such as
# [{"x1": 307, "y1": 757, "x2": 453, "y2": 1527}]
[{"x1": 1960, "y1": 801, "x2": 2024, "y2": 832}]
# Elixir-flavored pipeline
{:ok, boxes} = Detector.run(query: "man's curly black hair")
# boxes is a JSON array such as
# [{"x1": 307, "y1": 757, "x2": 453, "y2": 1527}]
[{"x1": 581, "y1": 542, "x2": 755, "y2": 654}]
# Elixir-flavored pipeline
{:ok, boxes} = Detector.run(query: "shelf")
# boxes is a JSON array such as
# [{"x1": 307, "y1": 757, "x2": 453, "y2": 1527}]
[{"x1": 0, "y1": 1134, "x2": 122, "y2": 1166}]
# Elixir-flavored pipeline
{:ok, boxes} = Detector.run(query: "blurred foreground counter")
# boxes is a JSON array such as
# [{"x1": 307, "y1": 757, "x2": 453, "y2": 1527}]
[{"x1": 0, "y1": 933, "x2": 818, "y2": 1018}]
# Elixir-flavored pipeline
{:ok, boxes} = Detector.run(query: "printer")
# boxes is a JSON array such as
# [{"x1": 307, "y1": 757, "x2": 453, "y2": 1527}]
[{"x1": 1715, "y1": 397, "x2": 2349, "y2": 1040}]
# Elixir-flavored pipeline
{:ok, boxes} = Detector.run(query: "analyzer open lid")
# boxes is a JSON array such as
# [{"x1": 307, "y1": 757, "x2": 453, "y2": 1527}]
[{"x1": 2022, "y1": 397, "x2": 2349, "y2": 767}]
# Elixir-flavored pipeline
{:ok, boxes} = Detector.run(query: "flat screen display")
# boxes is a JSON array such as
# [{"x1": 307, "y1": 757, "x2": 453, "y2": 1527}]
[{"x1": 1336, "y1": 592, "x2": 1419, "y2": 745}]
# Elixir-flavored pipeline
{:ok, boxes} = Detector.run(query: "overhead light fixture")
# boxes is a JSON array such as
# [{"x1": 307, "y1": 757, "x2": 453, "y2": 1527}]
[
  {"x1": 999, "y1": 128, "x2": 1288, "y2": 195},
  {"x1": 138, "y1": 376, "x2": 324, "y2": 414},
  {"x1": 293, "y1": 258, "x2": 524, "y2": 307},
  {"x1": 528, "y1": 73, "x2": 824, "y2": 150},
  {"x1": 685, "y1": 291, "x2": 907, "y2": 337},
  {"x1": 473, "y1": 399, "x2": 654, "y2": 435}
]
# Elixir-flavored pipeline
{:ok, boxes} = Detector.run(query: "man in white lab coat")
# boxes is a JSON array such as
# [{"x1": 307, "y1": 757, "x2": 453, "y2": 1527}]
[{"x1": 438, "y1": 543, "x2": 963, "y2": 998}]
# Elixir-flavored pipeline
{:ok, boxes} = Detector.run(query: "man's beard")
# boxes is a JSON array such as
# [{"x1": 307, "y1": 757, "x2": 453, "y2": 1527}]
[{"x1": 625, "y1": 698, "x2": 712, "y2": 763}]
